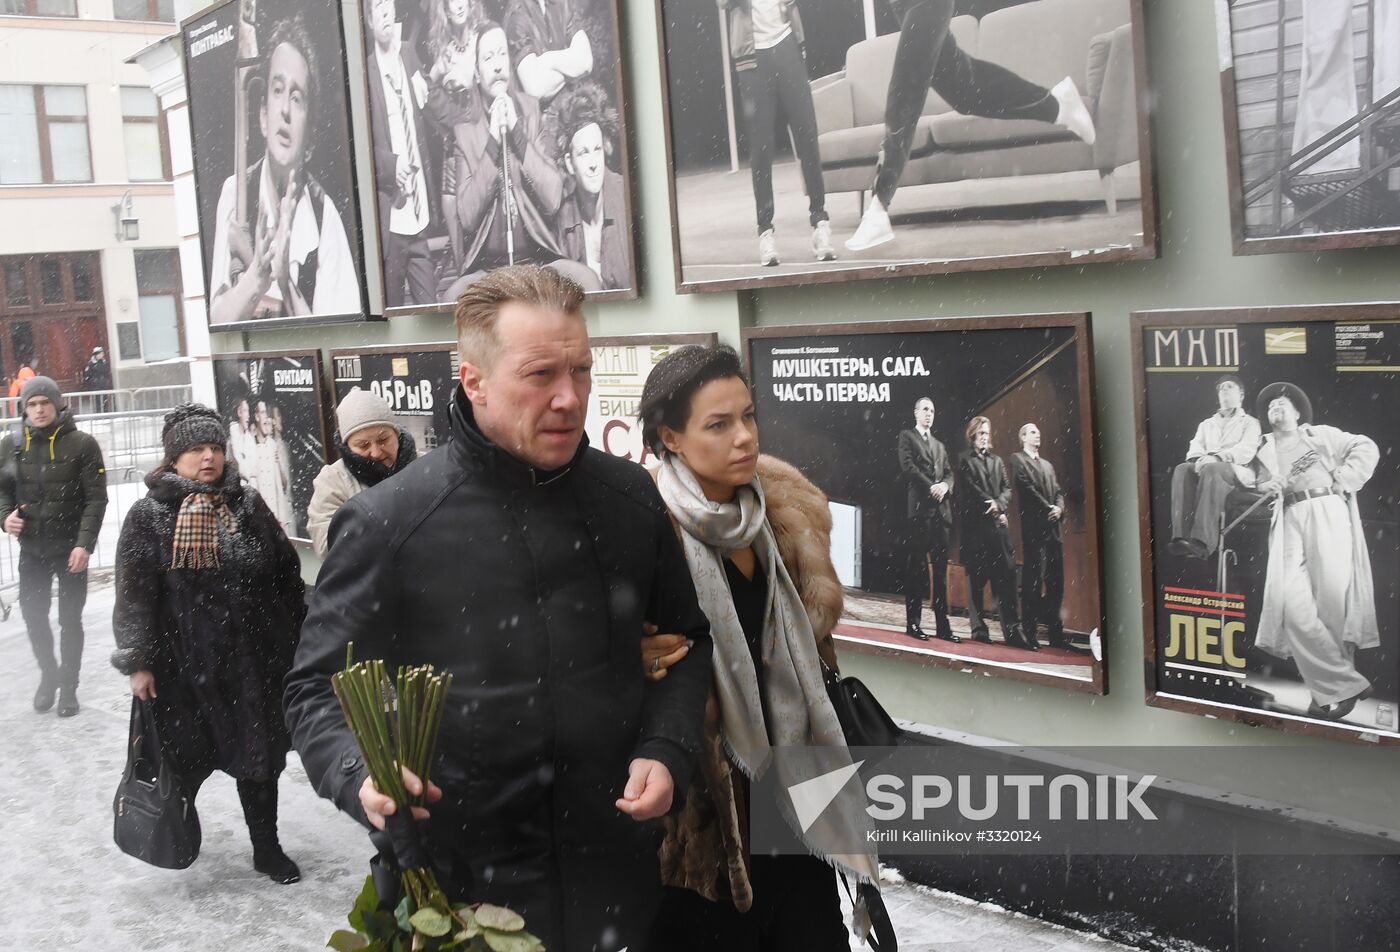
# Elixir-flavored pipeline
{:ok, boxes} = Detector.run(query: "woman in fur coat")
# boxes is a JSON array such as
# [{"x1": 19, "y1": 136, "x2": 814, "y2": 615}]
[
  {"x1": 637, "y1": 345, "x2": 886, "y2": 950},
  {"x1": 111, "y1": 404, "x2": 307, "y2": 884}
]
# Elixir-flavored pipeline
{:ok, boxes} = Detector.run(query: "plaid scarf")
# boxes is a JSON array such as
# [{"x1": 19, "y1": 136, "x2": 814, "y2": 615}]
[{"x1": 171, "y1": 489, "x2": 239, "y2": 569}]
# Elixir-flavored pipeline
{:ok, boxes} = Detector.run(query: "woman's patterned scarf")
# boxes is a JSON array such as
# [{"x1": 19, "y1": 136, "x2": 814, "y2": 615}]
[{"x1": 167, "y1": 476, "x2": 239, "y2": 569}]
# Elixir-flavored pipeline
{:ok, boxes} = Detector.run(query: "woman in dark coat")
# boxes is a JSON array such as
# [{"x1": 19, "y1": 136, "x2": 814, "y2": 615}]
[{"x1": 111, "y1": 403, "x2": 307, "y2": 884}]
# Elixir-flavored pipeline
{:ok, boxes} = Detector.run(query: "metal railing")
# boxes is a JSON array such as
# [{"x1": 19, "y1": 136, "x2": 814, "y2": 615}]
[
  {"x1": 1247, "y1": 0, "x2": 1400, "y2": 235},
  {"x1": 0, "y1": 384, "x2": 193, "y2": 615}
]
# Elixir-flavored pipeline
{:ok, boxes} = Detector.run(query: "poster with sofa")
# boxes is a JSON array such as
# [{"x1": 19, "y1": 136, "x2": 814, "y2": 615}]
[
  {"x1": 329, "y1": 343, "x2": 456, "y2": 452},
  {"x1": 654, "y1": 0, "x2": 1155, "y2": 293},
  {"x1": 211, "y1": 351, "x2": 331, "y2": 543},
  {"x1": 1133, "y1": 306, "x2": 1400, "y2": 744},
  {"x1": 743, "y1": 315, "x2": 1106, "y2": 694}
]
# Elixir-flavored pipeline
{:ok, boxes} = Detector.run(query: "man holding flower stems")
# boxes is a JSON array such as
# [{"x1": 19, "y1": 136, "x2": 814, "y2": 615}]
[{"x1": 287, "y1": 265, "x2": 713, "y2": 951}]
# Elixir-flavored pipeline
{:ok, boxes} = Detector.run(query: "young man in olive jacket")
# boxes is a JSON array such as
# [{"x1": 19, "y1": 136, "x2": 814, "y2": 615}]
[
  {"x1": 0, "y1": 376, "x2": 108, "y2": 717},
  {"x1": 286, "y1": 266, "x2": 713, "y2": 952}
]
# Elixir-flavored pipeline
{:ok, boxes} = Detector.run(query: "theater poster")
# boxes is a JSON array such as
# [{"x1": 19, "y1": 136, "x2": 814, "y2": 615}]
[
  {"x1": 585, "y1": 334, "x2": 717, "y2": 463},
  {"x1": 744, "y1": 316, "x2": 1105, "y2": 694},
  {"x1": 330, "y1": 343, "x2": 456, "y2": 452},
  {"x1": 1133, "y1": 306, "x2": 1400, "y2": 744},
  {"x1": 357, "y1": 0, "x2": 639, "y2": 312},
  {"x1": 656, "y1": 0, "x2": 1156, "y2": 293},
  {"x1": 183, "y1": 0, "x2": 372, "y2": 329},
  {"x1": 212, "y1": 350, "x2": 331, "y2": 543}
]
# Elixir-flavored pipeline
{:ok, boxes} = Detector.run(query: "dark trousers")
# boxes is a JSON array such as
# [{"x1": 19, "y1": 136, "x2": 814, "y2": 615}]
[
  {"x1": 739, "y1": 34, "x2": 828, "y2": 234},
  {"x1": 647, "y1": 854, "x2": 848, "y2": 951},
  {"x1": 1171, "y1": 460, "x2": 1238, "y2": 554},
  {"x1": 874, "y1": 0, "x2": 1057, "y2": 207},
  {"x1": 1020, "y1": 529, "x2": 1064, "y2": 640},
  {"x1": 186, "y1": 769, "x2": 282, "y2": 850},
  {"x1": 384, "y1": 228, "x2": 436, "y2": 307},
  {"x1": 905, "y1": 512, "x2": 952, "y2": 635},
  {"x1": 19, "y1": 549, "x2": 88, "y2": 689},
  {"x1": 964, "y1": 524, "x2": 1021, "y2": 639}
]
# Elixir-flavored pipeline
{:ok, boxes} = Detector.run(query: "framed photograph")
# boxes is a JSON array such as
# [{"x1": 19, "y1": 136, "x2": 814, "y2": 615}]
[
  {"x1": 1218, "y1": 0, "x2": 1400, "y2": 255},
  {"x1": 212, "y1": 350, "x2": 332, "y2": 543},
  {"x1": 743, "y1": 315, "x2": 1105, "y2": 694},
  {"x1": 1133, "y1": 305, "x2": 1400, "y2": 744},
  {"x1": 330, "y1": 343, "x2": 458, "y2": 451},
  {"x1": 586, "y1": 333, "x2": 718, "y2": 462},
  {"x1": 357, "y1": 0, "x2": 640, "y2": 315},
  {"x1": 183, "y1": 0, "x2": 373, "y2": 330},
  {"x1": 654, "y1": 0, "x2": 1156, "y2": 293}
]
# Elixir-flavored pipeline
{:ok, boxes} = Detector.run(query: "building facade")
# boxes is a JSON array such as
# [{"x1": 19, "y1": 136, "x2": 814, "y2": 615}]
[{"x1": 0, "y1": 0, "x2": 193, "y2": 396}]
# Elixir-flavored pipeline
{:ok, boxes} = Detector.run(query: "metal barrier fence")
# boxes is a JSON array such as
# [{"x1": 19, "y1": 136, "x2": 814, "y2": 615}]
[{"x1": 0, "y1": 385, "x2": 192, "y2": 615}]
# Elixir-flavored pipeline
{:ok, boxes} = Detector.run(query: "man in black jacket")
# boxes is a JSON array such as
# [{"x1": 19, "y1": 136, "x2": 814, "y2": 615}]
[
  {"x1": 0, "y1": 376, "x2": 108, "y2": 717},
  {"x1": 897, "y1": 397, "x2": 959, "y2": 642},
  {"x1": 1011, "y1": 423, "x2": 1067, "y2": 648},
  {"x1": 956, "y1": 415, "x2": 1029, "y2": 648},
  {"x1": 286, "y1": 265, "x2": 713, "y2": 951}
]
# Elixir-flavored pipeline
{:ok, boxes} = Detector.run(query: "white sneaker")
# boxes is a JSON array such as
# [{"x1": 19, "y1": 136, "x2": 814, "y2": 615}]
[
  {"x1": 1051, "y1": 77, "x2": 1096, "y2": 145},
  {"x1": 759, "y1": 229, "x2": 779, "y2": 267},
  {"x1": 812, "y1": 220, "x2": 836, "y2": 261},
  {"x1": 845, "y1": 200, "x2": 893, "y2": 251}
]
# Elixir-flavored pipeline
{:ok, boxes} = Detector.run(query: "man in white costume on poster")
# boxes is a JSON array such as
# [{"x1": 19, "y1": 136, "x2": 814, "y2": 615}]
[{"x1": 1252, "y1": 382, "x2": 1378, "y2": 721}]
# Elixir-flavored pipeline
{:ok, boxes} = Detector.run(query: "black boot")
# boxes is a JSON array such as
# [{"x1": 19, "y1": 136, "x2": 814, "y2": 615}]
[
  {"x1": 239, "y1": 778, "x2": 301, "y2": 884},
  {"x1": 56, "y1": 685, "x2": 79, "y2": 717},
  {"x1": 33, "y1": 670, "x2": 57, "y2": 713}
]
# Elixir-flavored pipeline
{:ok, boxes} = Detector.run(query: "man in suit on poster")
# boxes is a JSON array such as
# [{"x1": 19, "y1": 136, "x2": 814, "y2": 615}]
[
  {"x1": 1011, "y1": 422, "x2": 1068, "y2": 649},
  {"x1": 897, "y1": 398, "x2": 960, "y2": 643},
  {"x1": 957, "y1": 415, "x2": 1030, "y2": 648},
  {"x1": 367, "y1": 0, "x2": 437, "y2": 307}
]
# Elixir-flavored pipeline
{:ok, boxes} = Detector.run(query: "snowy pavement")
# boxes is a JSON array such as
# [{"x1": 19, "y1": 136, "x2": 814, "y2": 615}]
[{"x1": 1, "y1": 580, "x2": 1141, "y2": 950}]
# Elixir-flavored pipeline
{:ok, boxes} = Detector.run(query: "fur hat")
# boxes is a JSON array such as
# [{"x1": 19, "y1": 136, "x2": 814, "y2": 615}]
[
  {"x1": 161, "y1": 403, "x2": 227, "y2": 461},
  {"x1": 336, "y1": 388, "x2": 396, "y2": 440},
  {"x1": 18, "y1": 375, "x2": 62, "y2": 411}
]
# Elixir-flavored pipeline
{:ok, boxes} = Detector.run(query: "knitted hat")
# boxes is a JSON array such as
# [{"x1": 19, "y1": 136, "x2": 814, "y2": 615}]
[
  {"x1": 19, "y1": 375, "x2": 62, "y2": 410},
  {"x1": 161, "y1": 403, "x2": 227, "y2": 461},
  {"x1": 336, "y1": 387, "x2": 395, "y2": 440}
]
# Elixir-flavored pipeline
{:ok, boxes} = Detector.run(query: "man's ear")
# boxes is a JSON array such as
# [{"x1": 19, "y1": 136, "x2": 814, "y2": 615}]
[
  {"x1": 563, "y1": 153, "x2": 575, "y2": 179},
  {"x1": 460, "y1": 360, "x2": 488, "y2": 407}
]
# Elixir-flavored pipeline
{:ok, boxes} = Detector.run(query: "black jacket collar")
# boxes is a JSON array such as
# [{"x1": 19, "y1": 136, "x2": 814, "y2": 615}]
[{"x1": 448, "y1": 386, "x2": 589, "y2": 489}]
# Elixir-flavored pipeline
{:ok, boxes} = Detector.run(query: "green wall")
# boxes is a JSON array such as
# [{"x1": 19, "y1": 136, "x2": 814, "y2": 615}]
[{"x1": 220, "y1": 0, "x2": 1399, "y2": 830}]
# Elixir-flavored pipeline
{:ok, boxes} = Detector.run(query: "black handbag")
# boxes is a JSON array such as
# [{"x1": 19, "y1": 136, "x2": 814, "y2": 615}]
[
  {"x1": 821, "y1": 659, "x2": 901, "y2": 751},
  {"x1": 113, "y1": 698, "x2": 201, "y2": 869}
]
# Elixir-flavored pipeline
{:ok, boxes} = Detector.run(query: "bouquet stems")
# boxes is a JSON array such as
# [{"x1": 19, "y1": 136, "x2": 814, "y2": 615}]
[{"x1": 329, "y1": 646, "x2": 543, "y2": 951}]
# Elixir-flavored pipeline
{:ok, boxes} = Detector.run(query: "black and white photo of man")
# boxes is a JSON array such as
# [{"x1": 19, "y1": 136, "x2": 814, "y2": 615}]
[
  {"x1": 506, "y1": 0, "x2": 595, "y2": 101},
  {"x1": 1252, "y1": 382, "x2": 1379, "y2": 722},
  {"x1": 358, "y1": 0, "x2": 637, "y2": 305},
  {"x1": 719, "y1": 0, "x2": 833, "y2": 267},
  {"x1": 957, "y1": 415, "x2": 1029, "y2": 649},
  {"x1": 206, "y1": 14, "x2": 362, "y2": 325},
  {"x1": 366, "y1": 0, "x2": 438, "y2": 308},
  {"x1": 443, "y1": 23, "x2": 600, "y2": 294},
  {"x1": 1168, "y1": 375, "x2": 1261, "y2": 559},
  {"x1": 897, "y1": 398, "x2": 958, "y2": 642},
  {"x1": 554, "y1": 82, "x2": 631, "y2": 290},
  {"x1": 1011, "y1": 422, "x2": 1067, "y2": 648}
]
